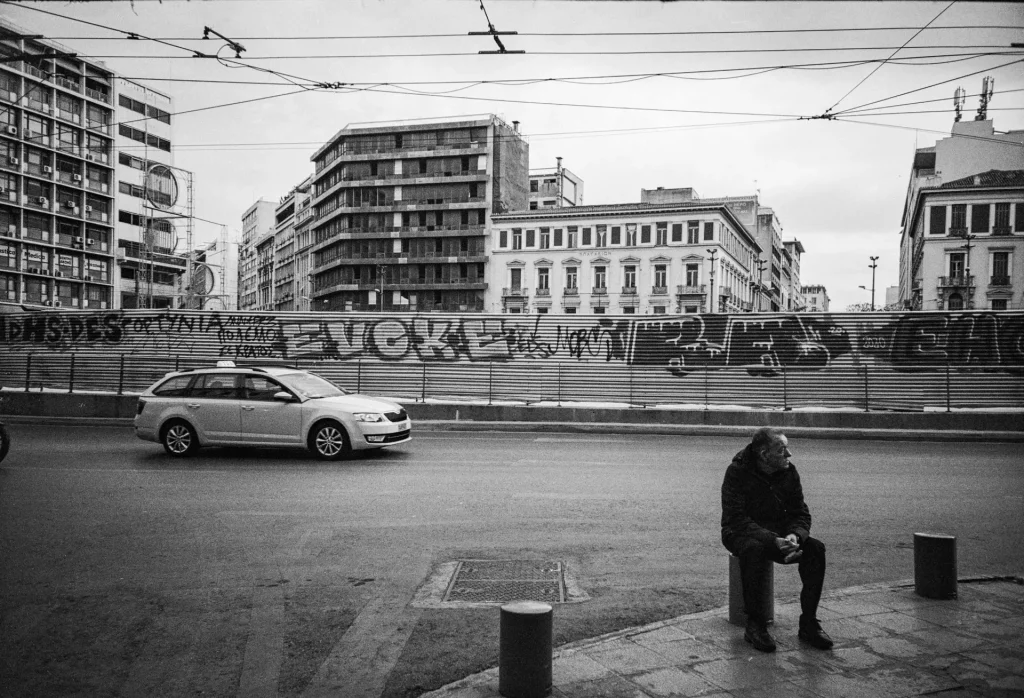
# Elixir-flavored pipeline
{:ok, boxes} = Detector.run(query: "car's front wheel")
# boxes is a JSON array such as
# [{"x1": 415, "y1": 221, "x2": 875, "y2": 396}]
[
  {"x1": 309, "y1": 421, "x2": 350, "y2": 461},
  {"x1": 162, "y1": 420, "x2": 198, "y2": 457}
]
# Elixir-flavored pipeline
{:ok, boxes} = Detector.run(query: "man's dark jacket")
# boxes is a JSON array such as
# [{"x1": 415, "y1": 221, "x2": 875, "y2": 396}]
[{"x1": 721, "y1": 444, "x2": 812, "y2": 551}]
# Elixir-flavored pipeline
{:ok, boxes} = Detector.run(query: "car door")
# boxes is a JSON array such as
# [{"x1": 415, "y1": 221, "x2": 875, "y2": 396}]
[
  {"x1": 183, "y1": 373, "x2": 243, "y2": 444},
  {"x1": 239, "y1": 375, "x2": 304, "y2": 445}
]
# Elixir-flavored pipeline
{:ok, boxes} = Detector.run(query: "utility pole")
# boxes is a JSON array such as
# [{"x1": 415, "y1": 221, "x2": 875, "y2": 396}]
[
  {"x1": 959, "y1": 234, "x2": 975, "y2": 309},
  {"x1": 707, "y1": 248, "x2": 718, "y2": 313},
  {"x1": 754, "y1": 256, "x2": 767, "y2": 311},
  {"x1": 869, "y1": 256, "x2": 879, "y2": 311}
]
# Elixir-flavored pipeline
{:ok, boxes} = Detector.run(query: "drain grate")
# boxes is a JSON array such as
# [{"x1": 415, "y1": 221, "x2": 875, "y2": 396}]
[{"x1": 443, "y1": 560, "x2": 565, "y2": 603}]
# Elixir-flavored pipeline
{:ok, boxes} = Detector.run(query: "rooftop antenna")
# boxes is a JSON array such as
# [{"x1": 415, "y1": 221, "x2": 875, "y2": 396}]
[
  {"x1": 975, "y1": 76, "x2": 994, "y2": 121},
  {"x1": 953, "y1": 86, "x2": 966, "y2": 122}
]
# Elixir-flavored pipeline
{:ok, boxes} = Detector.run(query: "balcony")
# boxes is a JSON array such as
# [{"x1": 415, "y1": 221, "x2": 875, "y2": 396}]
[
  {"x1": 948, "y1": 227, "x2": 969, "y2": 238},
  {"x1": 676, "y1": 284, "x2": 706, "y2": 296},
  {"x1": 502, "y1": 287, "x2": 527, "y2": 297},
  {"x1": 990, "y1": 275, "x2": 1011, "y2": 287},
  {"x1": 720, "y1": 287, "x2": 733, "y2": 299},
  {"x1": 535, "y1": 287, "x2": 551, "y2": 297},
  {"x1": 992, "y1": 226, "x2": 1012, "y2": 237},
  {"x1": 563, "y1": 288, "x2": 579, "y2": 296},
  {"x1": 621, "y1": 286, "x2": 638, "y2": 295},
  {"x1": 651, "y1": 285, "x2": 668, "y2": 295},
  {"x1": 938, "y1": 275, "x2": 974, "y2": 288},
  {"x1": 592, "y1": 287, "x2": 608, "y2": 295}
]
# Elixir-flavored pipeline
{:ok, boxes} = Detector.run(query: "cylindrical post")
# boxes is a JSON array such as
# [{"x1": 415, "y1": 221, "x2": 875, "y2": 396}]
[
  {"x1": 862, "y1": 364, "x2": 870, "y2": 412},
  {"x1": 628, "y1": 362, "x2": 634, "y2": 406},
  {"x1": 945, "y1": 360, "x2": 951, "y2": 413},
  {"x1": 704, "y1": 362, "x2": 710, "y2": 409},
  {"x1": 728, "y1": 554, "x2": 774, "y2": 626},
  {"x1": 556, "y1": 362, "x2": 561, "y2": 407},
  {"x1": 421, "y1": 362, "x2": 427, "y2": 403},
  {"x1": 499, "y1": 601, "x2": 552, "y2": 698},
  {"x1": 488, "y1": 359, "x2": 493, "y2": 406},
  {"x1": 914, "y1": 532, "x2": 957, "y2": 599},
  {"x1": 117, "y1": 354, "x2": 126, "y2": 396},
  {"x1": 68, "y1": 353, "x2": 75, "y2": 393},
  {"x1": 24, "y1": 353, "x2": 32, "y2": 392},
  {"x1": 356, "y1": 359, "x2": 362, "y2": 394}
]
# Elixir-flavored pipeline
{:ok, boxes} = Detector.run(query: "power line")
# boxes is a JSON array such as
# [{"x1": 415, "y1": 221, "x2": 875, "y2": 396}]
[
  {"x1": 36, "y1": 25, "x2": 1024, "y2": 41},
  {"x1": 824, "y1": 1, "x2": 958, "y2": 114},
  {"x1": 837, "y1": 87, "x2": 1024, "y2": 116},
  {"x1": 829, "y1": 117, "x2": 1024, "y2": 147}
]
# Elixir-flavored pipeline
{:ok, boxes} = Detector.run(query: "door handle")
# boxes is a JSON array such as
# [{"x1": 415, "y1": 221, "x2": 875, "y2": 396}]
[
  {"x1": 242, "y1": 406, "x2": 256, "y2": 411},
  {"x1": 186, "y1": 403, "x2": 200, "y2": 409}
]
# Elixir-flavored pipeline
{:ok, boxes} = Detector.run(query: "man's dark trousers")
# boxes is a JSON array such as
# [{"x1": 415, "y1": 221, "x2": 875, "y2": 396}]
[{"x1": 729, "y1": 536, "x2": 826, "y2": 626}]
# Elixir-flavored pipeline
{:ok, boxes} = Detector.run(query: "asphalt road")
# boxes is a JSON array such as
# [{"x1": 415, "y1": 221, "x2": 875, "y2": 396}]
[{"x1": 1, "y1": 424, "x2": 1022, "y2": 697}]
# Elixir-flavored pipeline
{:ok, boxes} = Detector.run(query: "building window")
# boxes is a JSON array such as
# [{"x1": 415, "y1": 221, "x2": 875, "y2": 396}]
[
  {"x1": 687, "y1": 221, "x2": 699, "y2": 244},
  {"x1": 537, "y1": 267, "x2": 549, "y2": 290},
  {"x1": 929, "y1": 206, "x2": 946, "y2": 235},
  {"x1": 656, "y1": 223, "x2": 667, "y2": 246},
  {"x1": 671, "y1": 223, "x2": 683, "y2": 243},
  {"x1": 654, "y1": 264, "x2": 667, "y2": 288},
  {"x1": 947, "y1": 293, "x2": 964, "y2": 310},
  {"x1": 540, "y1": 228, "x2": 550, "y2": 249},
  {"x1": 529, "y1": 201, "x2": 538, "y2": 210},
  {"x1": 971, "y1": 204, "x2": 990, "y2": 233},
  {"x1": 594, "y1": 266, "x2": 606, "y2": 289},
  {"x1": 526, "y1": 229, "x2": 536, "y2": 248},
  {"x1": 704, "y1": 222, "x2": 714, "y2": 240},
  {"x1": 499, "y1": 229, "x2": 508, "y2": 248},
  {"x1": 565, "y1": 307, "x2": 577, "y2": 314},
  {"x1": 611, "y1": 226, "x2": 621, "y2": 245},
  {"x1": 653, "y1": 306, "x2": 666, "y2": 314},
  {"x1": 509, "y1": 268, "x2": 522, "y2": 290},
  {"x1": 949, "y1": 253, "x2": 965, "y2": 278},
  {"x1": 686, "y1": 263, "x2": 699, "y2": 286},
  {"x1": 640, "y1": 225, "x2": 651, "y2": 244},
  {"x1": 992, "y1": 251, "x2": 1009, "y2": 283},
  {"x1": 530, "y1": 180, "x2": 538, "y2": 192},
  {"x1": 626, "y1": 225, "x2": 637, "y2": 246},
  {"x1": 512, "y1": 229, "x2": 522, "y2": 250},
  {"x1": 623, "y1": 265, "x2": 636, "y2": 289},
  {"x1": 566, "y1": 226, "x2": 577, "y2": 248},
  {"x1": 596, "y1": 225, "x2": 607, "y2": 247},
  {"x1": 582, "y1": 227, "x2": 592, "y2": 246},
  {"x1": 553, "y1": 228, "x2": 563, "y2": 246},
  {"x1": 565, "y1": 266, "x2": 577, "y2": 289},
  {"x1": 593, "y1": 307, "x2": 606, "y2": 314},
  {"x1": 992, "y1": 298, "x2": 1008, "y2": 310},
  {"x1": 951, "y1": 204, "x2": 967, "y2": 230},
  {"x1": 1017, "y1": 204, "x2": 1024, "y2": 232},
  {"x1": 994, "y1": 202, "x2": 1010, "y2": 229},
  {"x1": 623, "y1": 307, "x2": 636, "y2": 314}
]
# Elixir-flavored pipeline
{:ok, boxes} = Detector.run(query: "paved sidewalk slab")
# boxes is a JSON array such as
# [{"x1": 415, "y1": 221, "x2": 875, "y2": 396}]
[{"x1": 422, "y1": 576, "x2": 1024, "y2": 698}]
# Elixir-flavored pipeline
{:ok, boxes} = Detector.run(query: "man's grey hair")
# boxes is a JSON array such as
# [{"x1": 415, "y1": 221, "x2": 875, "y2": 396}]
[{"x1": 750, "y1": 427, "x2": 784, "y2": 454}]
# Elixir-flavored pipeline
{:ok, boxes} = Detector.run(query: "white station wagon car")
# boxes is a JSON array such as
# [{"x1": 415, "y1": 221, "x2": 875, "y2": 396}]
[{"x1": 134, "y1": 362, "x2": 411, "y2": 460}]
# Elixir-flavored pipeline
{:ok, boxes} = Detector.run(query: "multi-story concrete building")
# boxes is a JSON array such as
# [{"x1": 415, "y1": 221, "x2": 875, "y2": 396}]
[
  {"x1": 238, "y1": 198, "x2": 275, "y2": 310},
  {"x1": 529, "y1": 157, "x2": 583, "y2": 210},
  {"x1": 114, "y1": 77, "x2": 189, "y2": 309},
  {"x1": 308, "y1": 114, "x2": 529, "y2": 312},
  {"x1": 782, "y1": 239, "x2": 805, "y2": 311},
  {"x1": 272, "y1": 176, "x2": 312, "y2": 311},
  {"x1": 899, "y1": 115, "x2": 1024, "y2": 310},
  {"x1": 488, "y1": 188, "x2": 762, "y2": 314},
  {"x1": 802, "y1": 284, "x2": 830, "y2": 312},
  {"x1": 1, "y1": 21, "x2": 117, "y2": 310}
]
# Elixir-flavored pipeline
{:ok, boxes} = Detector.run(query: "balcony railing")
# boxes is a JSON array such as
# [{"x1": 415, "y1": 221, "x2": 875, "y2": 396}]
[
  {"x1": 592, "y1": 287, "x2": 608, "y2": 295},
  {"x1": 992, "y1": 227, "x2": 1012, "y2": 237},
  {"x1": 621, "y1": 286, "x2": 638, "y2": 295},
  {"x1": 948, "y1": 227, "x2": 969, "y2": 238},
  {"x1": 720, "y1": 287, "x2": 733, "y2": 299},
  {"x1": 535, "y1": 287, "x2": 551, "y2": 296},
  {"x1": 502, "y1": 287, "x2": 526, "y2": 297},
  {"x1": 938, "y1": 275, "x2": 974, "y2": 288},
  {"x1": 990, "y1": 275, "x2": 1011, "y2": 286},
  {"x1": 563, "y1": 288, "x2": 578, "y2": 296},
  {"x1": 651, "y1": 285, "x2": 668, "y2": 295},
  {"x1": 676, "y1": 284, "x2": 706, "y2": 295}
]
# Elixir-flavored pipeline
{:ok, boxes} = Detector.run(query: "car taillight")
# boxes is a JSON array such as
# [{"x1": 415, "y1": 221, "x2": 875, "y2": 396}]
[{"x1": 136, "y1": 399, "x2": 146, "y2": 416}]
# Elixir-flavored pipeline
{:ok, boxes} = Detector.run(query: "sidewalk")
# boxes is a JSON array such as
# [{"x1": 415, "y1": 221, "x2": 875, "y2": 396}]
[{"x1": 423, "y1": 576, "x2": 1024, "y2": 698}]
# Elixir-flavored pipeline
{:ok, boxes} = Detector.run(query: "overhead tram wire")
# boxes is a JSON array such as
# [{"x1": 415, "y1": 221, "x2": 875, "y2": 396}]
[
  {"x1": 835, "y1": 87, "x2": 1024, "y2": 117},
  {"x1": 38, "y1": 25, "x2": 1024, "y2": 41},
  {"x1": 823, "y1": 1, "x2": 958, "y2": 115},
  {"x1": 827, "y1": 117, "x2": 1024, "y2": 148}
]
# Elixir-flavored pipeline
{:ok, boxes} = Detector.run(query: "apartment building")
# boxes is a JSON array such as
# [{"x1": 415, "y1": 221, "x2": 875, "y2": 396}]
[
  {"x1": 0, "y1": 22, "x2": 116, "y2": 309},
  {"x1": 802, "y1": 284, "x2": 830, "y2": 312},
  {"x1": 238, "y1": 198, "x2": 276, "y2": 310},
  {"x1": 782, "y1": 239, "x2": 805, "y2": 311},
  {"x1": 272, "y1": 177, "x2": 312, "y2": 311},
  {"x1": 899, "y1": 115, "x2": 1024, "y2": 310},
  {"x1": 529, "y1": 157, "x2": 583, "y2": 210},
  {"x1": 114, "y1": 77, "x2": 189, "y2": 309},
  {"x1": 488, "y1": 190, "x2": 762, "y2": 314},
  {"x1": 308, "y1": 114, "x2": 529, "y2": 312}
]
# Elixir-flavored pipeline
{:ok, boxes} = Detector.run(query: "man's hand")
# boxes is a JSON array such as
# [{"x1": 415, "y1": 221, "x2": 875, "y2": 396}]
[{"x1": 776, "y1": 534, "x2": 802, "y2": 563}]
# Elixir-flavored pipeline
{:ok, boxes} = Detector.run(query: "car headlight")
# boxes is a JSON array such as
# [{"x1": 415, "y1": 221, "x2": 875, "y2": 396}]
[{"x1": 353, "y1": 412, "x2": 385, "y2": 423}]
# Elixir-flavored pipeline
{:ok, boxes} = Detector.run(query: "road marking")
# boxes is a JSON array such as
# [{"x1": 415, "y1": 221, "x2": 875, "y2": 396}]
[{"x1": 237, "y1": 584, "x2": 285, "y2": 698}]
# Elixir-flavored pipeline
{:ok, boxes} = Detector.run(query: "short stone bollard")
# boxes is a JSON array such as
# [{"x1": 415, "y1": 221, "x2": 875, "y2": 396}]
[
  {"x1": 728, "y1": 554, "x2": 774, "y2": 626},
  {"x1": 914, "y1": 532, "x2": 958, "y2": 599},
  {"x1": 499, "y1": 600, "x2": 553, "y2": 698}
]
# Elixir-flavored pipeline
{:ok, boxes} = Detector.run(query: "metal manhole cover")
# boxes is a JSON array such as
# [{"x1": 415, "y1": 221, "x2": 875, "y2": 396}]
[{"x1": 443, "y1": 560, "x2": 565, "y2": 603}]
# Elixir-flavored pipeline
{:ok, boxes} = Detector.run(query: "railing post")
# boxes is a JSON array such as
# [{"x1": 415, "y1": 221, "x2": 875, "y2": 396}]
[
  {"x1": 863, "y1": 364, "x2": 870, "y2": 412},
  {"x1": 704, "y1": 361, "x2": 710, "y2": 410},
  {"x1": 356, "y1": 358, "x2": 362, "y2": 393},
  {"x1": 24, "y1": 353, "x2": 32, "y2": 392},
  {"x1": 488, "y1": 359, "x2": 493, "y2": 406},
  {"x1": 782, "y1": 363, "x2": 789, "y2": 411},
  {"x1": 118, "y1": 354, "x2": 126, "y2": 396},
  {"x1": 68, "y1": 353, "x2": 75, "y2": 393},
  {"x1": 629, "y1": 362, "x2": 634, "y2": 406},
  {"x1": 421, "y1": 362, "x2": 427, "y2": 403},
  {"x1": 557, "y1": 362, "x2": 562, "y2": 407},
  {"x1": 945, "y1": 358, "x2": 952, "y2": 413}
]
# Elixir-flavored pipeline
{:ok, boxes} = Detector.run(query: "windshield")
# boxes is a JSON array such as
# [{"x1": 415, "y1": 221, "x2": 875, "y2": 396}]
[{"x1": 278, "y1": 372, "x2": 349, "y2": 399}]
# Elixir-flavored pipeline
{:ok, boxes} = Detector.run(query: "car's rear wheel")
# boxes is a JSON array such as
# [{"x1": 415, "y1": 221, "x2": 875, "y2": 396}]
[
  {"x1": 162, "y1": 420, "x2": 198, "y2": 457},
  {"x1": 309, "y1": 421, "x2": 350, "y2": 461}
]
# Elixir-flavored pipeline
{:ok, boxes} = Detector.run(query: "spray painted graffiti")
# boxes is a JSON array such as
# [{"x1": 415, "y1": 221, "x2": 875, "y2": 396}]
[{"x1": 1, "y1": 310, "x2": 1022, "y2": 376}]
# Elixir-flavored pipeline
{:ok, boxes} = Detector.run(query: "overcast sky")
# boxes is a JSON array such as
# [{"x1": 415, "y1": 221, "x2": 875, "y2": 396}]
[{"x1": 4, "y1": 0, "x2": 1022, "y2": 311}]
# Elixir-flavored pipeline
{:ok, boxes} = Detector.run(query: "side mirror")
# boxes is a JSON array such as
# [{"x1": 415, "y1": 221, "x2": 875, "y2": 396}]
[{"x1": 273, "y1": 391, "x2": 297, "y2": 402}]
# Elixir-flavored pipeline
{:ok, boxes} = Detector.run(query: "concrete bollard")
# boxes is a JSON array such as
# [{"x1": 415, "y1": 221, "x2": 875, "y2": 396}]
[
  {"x1": 728, "y1": 554, "x2": 774, "y2": 626},
  {"x1": 499, "y1": 600, "x2": 552, "y2": 698},
  {"x1": 914, "y1": 532, "x2": 958, "y2": 599}
]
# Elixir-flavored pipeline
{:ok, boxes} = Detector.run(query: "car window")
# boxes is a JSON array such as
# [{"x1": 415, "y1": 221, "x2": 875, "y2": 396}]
[
  {"x1": 153, "y1": 375, "x2": 195, "y2": 397},
  {"x1": 242, "y1": 376, "x2": 287, "y2": 402},
  {"x1": 190, "y1": 373, "x2": 241, "y2": 399},
  {"x1": 277, "y1": 372, "x2": 348, "y2": 399}
]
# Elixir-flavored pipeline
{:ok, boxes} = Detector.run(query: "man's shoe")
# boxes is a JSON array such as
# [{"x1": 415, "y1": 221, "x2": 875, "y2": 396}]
[
  {"x1": 744, "y1": 620, "x2": 776, "y2": 653},
  {"x1": 798, "y1": 619, "x2": 834, "y2": 650}
]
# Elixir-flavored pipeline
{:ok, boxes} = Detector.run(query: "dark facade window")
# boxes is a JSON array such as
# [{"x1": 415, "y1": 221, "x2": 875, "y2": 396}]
[
  {"x1": 951, "y1": 204, "x2": 967, "y2": 229},
  {"x1": 929, "y1": 206, "x2": 946, "y2": 235},
  {"x1": 640, "y1": 225, "x2": 650, "y2": 244},
  {"x1": 704, "y1": 222, "x2": 714, "y2": 240},
  {"x1": 971, "y1": 204, "x2": 989, "y2": 233},
  {"x1": 994, "y1": 202, "x2": 1010, "y2": 229},
  {"x1": 1016, "y1": 204, "x2": 1024, "y2": 232},
  {"x1": 672, "y1": 223, "x2": 683, "y2": 243}
]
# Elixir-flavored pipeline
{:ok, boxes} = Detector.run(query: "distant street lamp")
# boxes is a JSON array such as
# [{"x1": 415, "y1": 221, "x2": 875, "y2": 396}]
[
  {"x1": 707, "y1": 248, "x2": 718, "y2": 313},
  {"x1": 868, "y1": 256, "x2": 879, "y2": 311}
]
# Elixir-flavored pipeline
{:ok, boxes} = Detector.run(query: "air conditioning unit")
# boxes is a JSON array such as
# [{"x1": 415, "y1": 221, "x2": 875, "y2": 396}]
[
  {"x1": 43, "y1": 165, "x2": 52, "y2": 174},
  {"x1": 74, "y1": 236, "x2": 84, "y2": 243},
  {"x1": 82, "y1": 300, "x2": 88, "y2": 307},
  {"x1": 44, "y1": 300, "x2": 52, "y2": 306},
  {"x1": 100, "y1": 213, "x2": 107, "y2": 222},
  {"x1": 64, "y1": 200, "x2": 75, "y2": 208},
  {"x1": 8, "y1": 157, "x2": 19, "y2": 166},
  {"x1": 87, "y1": 238, "x2": 95, "y2": 245},
  {"x1": 53, "y1": 300, "x2": 62, "y2": 307},
  {"x1": 5, "y1": 126, "x2": 15, "y2": 135},
  {"x1": 72, "y1": 206, "x2": 80, "y2": 214},
  {"x1": 0, "y1": 186, "x2": 5, "y2": 194},
  {"x1": 100, "y1": 301, "x2": 107, "y2": 309},
  {"x1": 85, "y1": 153, "x2": 96, "y2": 161},
  {"x1": 37, "y1": 197, "x2": 48, "y2": 205},
  {"x1": 72, "y1": 173, "x2": 82, "y2": 182},
  {"x1": 56, "y1": 271, "x2": 65, "y2": 277},
  {"x1": 85, "y1": 205, "x2": 93, "y2": 212}
]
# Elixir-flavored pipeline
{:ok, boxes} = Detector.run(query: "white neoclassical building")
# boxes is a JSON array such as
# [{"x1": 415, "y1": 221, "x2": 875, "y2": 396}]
[{"x1": 488, "y1": 194, "x2": 763, "y2": 315}]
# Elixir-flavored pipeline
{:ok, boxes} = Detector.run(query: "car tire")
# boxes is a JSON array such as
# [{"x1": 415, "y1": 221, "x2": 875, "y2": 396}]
[
  {"x1": 161, "y1": 419, "x2": 198, "y2": 457},
  {"x1": 309, "y1": 420, "x2": 350, "y2": 461}
]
